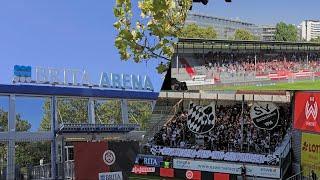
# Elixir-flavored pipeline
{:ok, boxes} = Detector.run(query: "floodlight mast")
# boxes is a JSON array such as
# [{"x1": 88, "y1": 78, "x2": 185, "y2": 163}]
[{"x1": 190, "y1": 0, "x2": 232, "y2": 10}]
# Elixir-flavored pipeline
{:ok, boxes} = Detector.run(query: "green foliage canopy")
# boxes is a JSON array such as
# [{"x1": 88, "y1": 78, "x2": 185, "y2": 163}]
[
  {"x1": 275, "y1": 22, "x2": 298, "y2": 42},
  {"x1": 234, "y1": 29, "x2": 257, "y2": 40}
]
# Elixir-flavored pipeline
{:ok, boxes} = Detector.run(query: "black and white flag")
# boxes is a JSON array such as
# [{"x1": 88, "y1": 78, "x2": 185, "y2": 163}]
[
  {"x1": 187, "y1": 102, "x2": 215, "y2": 134},
  {"x1": 250, "y1": 102, "x2": 279, "y2": 130}
]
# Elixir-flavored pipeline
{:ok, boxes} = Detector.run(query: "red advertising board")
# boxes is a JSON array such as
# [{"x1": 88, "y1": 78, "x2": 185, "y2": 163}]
[
  {"x1": 160, "y1": 168, "x2": 174, "y2": 177},
  {"x1": 214, "y1": 173, "x2": 230, "y2": 180},
  {"x1": 294, "y1": 92, "x2": 320, "y2": 132},
  {"x1": 132, "y1": 165, "x2": 155, "y2": 175},
  {"x1": 74, "y1": 142, "x2": 109, "y2": 180},
  {"x1": 185, "y1": 170, "x2": 201, "y2": 180}
]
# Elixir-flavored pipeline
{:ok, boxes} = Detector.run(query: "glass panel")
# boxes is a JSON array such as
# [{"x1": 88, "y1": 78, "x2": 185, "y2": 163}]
[
  {"x1": 16, "y1": 96, "x2": 51, "y2": 132},
  {"x1": 94, "y1": 99, "x2": 121, "y2": 124},
  {"x1": 0, "y1": 96, "x2": 9, "y2": 132},
  {"x1": 57, "y1": 98, "x2": 88, "y2": 124},
  {"x1": 128, "y1": 101, "x2": 152, "y2": 130}
]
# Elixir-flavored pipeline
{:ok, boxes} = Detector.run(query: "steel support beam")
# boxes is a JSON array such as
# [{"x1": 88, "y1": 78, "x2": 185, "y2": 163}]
[
  {"x1": 88, "y1": 98, "x2": 95, "y2": 124},
  {"x1": 7, "y1": 95, "x2": 16, "y2": 180},
  {"x1": 51, "y1": 96, "x2": 57, "y2": 179},
  {"x1": 121, "y1": 99, "x2": 129, "y2": 124}
]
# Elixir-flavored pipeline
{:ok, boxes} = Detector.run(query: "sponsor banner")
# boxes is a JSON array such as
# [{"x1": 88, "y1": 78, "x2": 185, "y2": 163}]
[
  {"x1": 107, "y1": 141, "x2": 139, "y2": 172},
  {"x1": 151, "y1": 146, "x2": 279, "y2": 165},
  {"x1": 250, "y1": 102, "x2": 279, "y2": 130},
  {"x1": 99, "y1": 171, "x2": 123, "y2": 180},
  {"x1": 173, "y1": 159, "x2": 280, "y2": 179},
  {"x1": 160, "y1": 168, "x2": 174, "y2": 178},
  {"x1": 301, "y1": 132, "x2": 320, "y2": 177},
  {"x1": 214, "y1": 173, "x2": 230, "y2": 180},
  {"x1": 187, "y1": 102, "x2": 216, "y2": 134},
  {"x1": 132, "y1": 165, "x2": 156, "y2": 174},
  {"x1": 185, "y1": 170, "x2": 201, "y2": 180},
  {"x1": 135, "y1": 154, "x2": 163, "y2": 167},
  {"x1": 294, "y1": 92, "x2": 320, "y2": 132}
]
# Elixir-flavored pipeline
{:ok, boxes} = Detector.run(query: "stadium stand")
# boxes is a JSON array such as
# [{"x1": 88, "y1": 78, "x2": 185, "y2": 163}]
[
  {"x1": 147, "y1": 103, "x2": 290, "y2": 155},
  {"x1": 173, "y1": 52, "x2": 320, "y2": 85},
  {"x1": 172, "y1": 39, "x2": 320, "y2": 88}
]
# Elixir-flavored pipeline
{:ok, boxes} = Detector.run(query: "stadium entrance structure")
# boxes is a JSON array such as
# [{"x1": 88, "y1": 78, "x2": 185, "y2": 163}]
[
  {"x1": 172, "y1": 39, "x2": 320, "y2": 90},
  {"x1": 137, "y1": 90, "x2": 293, "y2": 179},
  {"x1": 0, "y1": 84, "x2": 158, "y2": 180}
]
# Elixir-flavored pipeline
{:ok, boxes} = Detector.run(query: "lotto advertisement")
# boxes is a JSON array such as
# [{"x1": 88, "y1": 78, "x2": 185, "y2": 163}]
[
  {"x1": 301, "y1": 132, "x2": 320, "y2": 178},
  {"x1": 294, "y1": 92, "x2": 320, "y2": 132}
]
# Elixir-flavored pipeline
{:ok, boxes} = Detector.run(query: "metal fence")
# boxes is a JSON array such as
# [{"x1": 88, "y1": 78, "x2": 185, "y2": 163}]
[{"x1": 29, "y1": 161, "x2": 74, "y2": 180}]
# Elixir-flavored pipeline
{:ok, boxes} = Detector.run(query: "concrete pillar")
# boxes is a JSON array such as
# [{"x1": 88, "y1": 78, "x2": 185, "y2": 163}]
[{"x1": 121, "y1": 99, "x2": 129, "y2": 124}]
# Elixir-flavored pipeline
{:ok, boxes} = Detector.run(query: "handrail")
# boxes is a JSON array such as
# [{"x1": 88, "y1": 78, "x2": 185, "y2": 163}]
[{"x1": 146, "y1": 99, "x2": 183, "y2": 138}]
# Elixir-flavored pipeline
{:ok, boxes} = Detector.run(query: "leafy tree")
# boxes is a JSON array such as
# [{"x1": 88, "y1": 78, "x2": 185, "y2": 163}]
[
  {"x1": 113, "y1": 0, "x2": 192, "y2": 64},
  {"x1": 234, "y1": 29, "x2": 256, "y2": 40},
  {"x1": 95, "y1": 100, "x2": 122, "y2": 124},
  {"x1": 0, "y1": 109, "x2": 50, "y2": 171},
  {"x1": 40, "y1": 98, "x2": 152, "y2": 131},
  {"x1": 310, "y1": 37, "x2": 320, "y2": 43},
  {"x1": 179, "y1": 23, "x2": 217, "y2": 39},
  {"x1": 275, "y1": 22, "x2": 298, "y2": 42},
  {"x1": 128, "y1": 101, "x2": 152, "y2": 130},
  {"x1": 40, "y1": 98, "x2": 88, "y2": 131}
]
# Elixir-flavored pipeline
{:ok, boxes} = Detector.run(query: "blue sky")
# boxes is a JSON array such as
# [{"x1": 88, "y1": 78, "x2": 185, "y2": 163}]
[
  {"x1": 192, "y1": 0, "x2": 320, "y2": 26},
  {"x1": 0, "y1": 0, "x2": 319, "y2": 131}
]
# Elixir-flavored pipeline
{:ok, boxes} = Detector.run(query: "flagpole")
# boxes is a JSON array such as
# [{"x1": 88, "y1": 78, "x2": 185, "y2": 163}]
[{"x1": 241, "y1": 94, "x2": 244, "y2": 152}]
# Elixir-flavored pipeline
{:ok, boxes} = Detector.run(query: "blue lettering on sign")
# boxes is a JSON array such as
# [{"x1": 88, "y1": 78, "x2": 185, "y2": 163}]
[
  {"x1": 14, "y1": 65, "x2": 32, "y2": 77},
  {"x1": 135, "y1": 154, "x2": 163, "y2": 167}
]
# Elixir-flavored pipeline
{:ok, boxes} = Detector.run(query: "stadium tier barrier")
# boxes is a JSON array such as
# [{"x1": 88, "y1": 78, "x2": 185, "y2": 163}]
[{"x1": 172, "y1": 54, "x2": 320, "y2": 87}]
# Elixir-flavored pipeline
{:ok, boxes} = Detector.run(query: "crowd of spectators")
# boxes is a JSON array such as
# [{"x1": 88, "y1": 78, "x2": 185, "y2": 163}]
[
  {"x1": 197, "y1": 52, "x2": 320, "y2": 76},
  {"x1": 149, "y1": 103, "x2": 291, "y2": 155}
]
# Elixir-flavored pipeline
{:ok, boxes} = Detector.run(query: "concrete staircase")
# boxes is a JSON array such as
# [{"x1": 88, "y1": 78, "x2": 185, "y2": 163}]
[{"x1": 143, "y1": 98, "x2": 183, "y2": 143}]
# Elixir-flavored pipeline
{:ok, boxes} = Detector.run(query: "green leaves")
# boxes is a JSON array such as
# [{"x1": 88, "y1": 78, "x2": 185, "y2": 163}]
[
  {"x1": 234, "y1": 29, "x2": 257, "y2": 40},
  {"x1": 310, "y1": 37, "x2": 320, "y2": 43},
  {"x1": 113, "y1": 0, "x2": 192, "y2": 72},
  {"x1": 275, "y1": 22, "x2": 298, "y2": 42},
  {"x1": 179, "y1": 23, "x2": 218, "y2": 39}
]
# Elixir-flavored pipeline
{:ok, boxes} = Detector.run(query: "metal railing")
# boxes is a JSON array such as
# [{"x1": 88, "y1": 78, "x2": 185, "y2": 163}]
[
  {"x1": 29, "y1": 161, "x2": 75, "y2": 180},
  {"x1": 57, "y1": 123, "x2": 140, "y2": 134}
]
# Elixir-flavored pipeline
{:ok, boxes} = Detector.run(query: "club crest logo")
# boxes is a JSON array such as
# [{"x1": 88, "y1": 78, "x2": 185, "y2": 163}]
[
  {"x1": 250, "y1": 102, "x2": 279, "y2": 130},
  {"x1": 305, "y1": 96, "x2": 318, "y2": 121},
  {"x1": 186, "y1": 170, "x2": 194, "y2": 179},
  {"x1": 187, "y1": 102, "x2": 215, "y2": 134},
  {"x1": 103, "y1": 150, "x2": 116, "y2": 166}
]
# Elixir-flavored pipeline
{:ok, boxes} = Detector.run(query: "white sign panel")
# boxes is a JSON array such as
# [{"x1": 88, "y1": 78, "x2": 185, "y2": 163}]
[
  {"x1": 173, "y1": 159, "x2": 280, "y2": 179},
  {"x1": 98, "y1": 171, "x2": 123, "y2": 180},
  {"x1": 150, "y1": 146, "x2": 279, "y2": 164}
]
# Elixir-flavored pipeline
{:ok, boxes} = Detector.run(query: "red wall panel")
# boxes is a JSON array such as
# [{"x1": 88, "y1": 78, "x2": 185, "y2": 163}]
[{"x1": 74, "y1": 142, "x2": 109, "y2": 180}]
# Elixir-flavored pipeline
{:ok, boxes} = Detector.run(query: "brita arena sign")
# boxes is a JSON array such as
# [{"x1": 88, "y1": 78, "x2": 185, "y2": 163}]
[{"x1": 13, "y1": 65, "x2": 154, "y2": 91}]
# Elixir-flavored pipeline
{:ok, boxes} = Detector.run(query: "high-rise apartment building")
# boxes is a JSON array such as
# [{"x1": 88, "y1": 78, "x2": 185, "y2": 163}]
[{"x1": 300, "y1": 20, "x2": 320, "y2": 41}]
